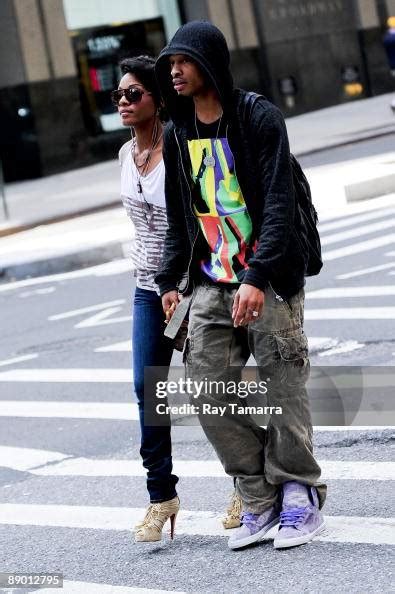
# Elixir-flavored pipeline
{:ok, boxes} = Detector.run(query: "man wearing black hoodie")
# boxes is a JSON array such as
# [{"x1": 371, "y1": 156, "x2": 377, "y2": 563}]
[{"x1": 155, "y1": 21, "x2": 326, "y2": 550}]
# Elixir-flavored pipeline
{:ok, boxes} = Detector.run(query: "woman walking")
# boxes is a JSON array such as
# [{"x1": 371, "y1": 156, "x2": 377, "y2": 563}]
[{"x1": 113, "y1": 56, "x2": 179, "y2": 542}]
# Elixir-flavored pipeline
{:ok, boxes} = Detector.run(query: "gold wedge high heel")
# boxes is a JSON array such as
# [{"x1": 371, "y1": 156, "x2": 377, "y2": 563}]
[
  {"x1": 222, "y1": 490, "x2": 242, "y2": 529},
  {"x1": 134, "y1": 496, "x2": 180, "y2": 542}
]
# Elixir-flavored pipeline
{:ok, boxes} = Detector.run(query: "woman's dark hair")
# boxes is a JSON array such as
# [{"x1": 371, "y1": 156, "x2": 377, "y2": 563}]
[{"x1": 119, "y1": 55, "x2": 166, "y2": 119}]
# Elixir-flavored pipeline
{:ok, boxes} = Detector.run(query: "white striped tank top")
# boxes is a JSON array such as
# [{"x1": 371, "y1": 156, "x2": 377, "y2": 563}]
[{"x1": 119, "y1": 139, "x2": 168, "y2": 294}]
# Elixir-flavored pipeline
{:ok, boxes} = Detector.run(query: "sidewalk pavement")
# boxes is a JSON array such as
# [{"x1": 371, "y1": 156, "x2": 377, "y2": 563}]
[{"x1": 0, "y1": 93, "x2": 394, "y2": 281}]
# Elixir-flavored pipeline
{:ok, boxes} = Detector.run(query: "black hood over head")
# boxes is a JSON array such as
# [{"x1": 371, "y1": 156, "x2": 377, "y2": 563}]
[{"x1": 155, "y1": 21, "x2": 234, "y2": 124}]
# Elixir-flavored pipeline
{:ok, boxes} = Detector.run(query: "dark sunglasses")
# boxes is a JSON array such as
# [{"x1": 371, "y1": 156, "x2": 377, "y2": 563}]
[{"x1": 111, "y1": 86, "x2": 152, "y2": 106}]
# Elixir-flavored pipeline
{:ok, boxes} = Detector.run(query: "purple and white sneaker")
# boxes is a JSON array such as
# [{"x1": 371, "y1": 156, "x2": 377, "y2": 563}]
[
  {"x1": 274, "y1": 481, "x2": 325, "y2": 549},
  {"x1": 228, "y1": 506, "x2": 280, "y2": 550}
]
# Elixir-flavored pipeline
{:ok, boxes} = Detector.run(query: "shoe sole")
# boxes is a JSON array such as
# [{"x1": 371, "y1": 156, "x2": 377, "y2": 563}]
[
  {"x1": 273, "y1": 521, "x2": 326, "y2": 549},
  {"x1": 228, "y1": 517, "x2": 280, "y2": 550}
]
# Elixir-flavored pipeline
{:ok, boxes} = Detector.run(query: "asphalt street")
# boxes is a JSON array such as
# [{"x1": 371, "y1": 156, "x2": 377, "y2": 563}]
[{"x1": 0, "y1": 197, "x2": 394, "y2": 592}]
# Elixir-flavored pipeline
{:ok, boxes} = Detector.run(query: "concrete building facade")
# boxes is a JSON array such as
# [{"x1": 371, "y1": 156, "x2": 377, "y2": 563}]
[{"x1": 0, "y1": 0, "x2": 394, "y2": 182}]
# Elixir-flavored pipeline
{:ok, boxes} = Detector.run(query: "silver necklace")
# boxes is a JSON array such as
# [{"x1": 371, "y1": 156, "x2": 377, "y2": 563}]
[{"x1": 194, "y1": 109, "x2": 223, "y2": 168}]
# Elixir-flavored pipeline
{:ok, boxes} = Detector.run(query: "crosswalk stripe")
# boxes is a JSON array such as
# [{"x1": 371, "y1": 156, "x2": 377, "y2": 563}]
[
  {"x1": 321, "y1": 219, "x2": 395, "y2": 246},
  {"x1": 95, "y1": 341, "x2": 131, "y2": 352},
  {"x1": 48, "y1": 300, "x2": 126, "y2": 321},
  {"x1": 0, "y1": 354, "x2": 38, "y2": 367},
  {"x1": 0, "y1": 369, "x2": 133, "y2": 382},
  {"x1": 0, "y1": 401, "x2": 138, "y2": 420},
  {"x1": 2, "y1": 447, "x2": 393, "y2": 480},
  {"x1": 0, "y1": 446, "x2": 69, "y2": 470},
  {"x1": 323, "y1": 234, "x2": 395, "y2": 261},
  {"x1": 318, "y1": 207, "x2": 395, "y2": 233},
  {"x1": 305, "y1": 307, "x2": 395, "y2": 319},
  {"x1": 306, "y1": 286, "x2": 395, "y2": 299},
  {"x1": 39, "y1": 582, "x2": 183, "y2": 594},
  {"x1": 0, "y1": 401, "x2": 392, "y2": 429},
  {"x1": 336, "y1": 262, "x2": 395, "y2": 279},
  {"x1": 0, "y1": 504, "x2": 393, "y2": 545},
  {"x1": 308, "y1": 337, "x2": 339, "y2": 350},
  {"x1": 0, "y1": 260, "x2": 131, "y2": 293},
  {"x1": 24, "y1": 458, "x2": 395, "y2": 481}
]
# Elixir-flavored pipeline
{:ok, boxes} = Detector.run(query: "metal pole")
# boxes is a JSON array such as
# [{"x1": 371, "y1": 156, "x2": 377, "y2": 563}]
[{"x1": 0, "y1": 159, "x2": 9, "y2": 220}]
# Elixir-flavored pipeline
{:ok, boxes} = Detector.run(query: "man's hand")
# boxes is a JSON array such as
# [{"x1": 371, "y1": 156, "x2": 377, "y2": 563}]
[
  {"x1": 162, "y1": 290, "x2": 180, "y2": 323},
  {"x1": 232, "y1": 284, "x2": 265, "y2": 327}
]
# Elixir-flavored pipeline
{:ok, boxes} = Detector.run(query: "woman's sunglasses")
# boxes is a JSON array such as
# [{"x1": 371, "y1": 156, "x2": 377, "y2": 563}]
[{"x1": 111, "y1": 87, "x2": 152, "y2": 106}]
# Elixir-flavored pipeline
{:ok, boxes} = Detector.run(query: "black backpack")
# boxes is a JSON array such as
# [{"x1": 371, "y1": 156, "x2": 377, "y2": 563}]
[{"x1": 243, "y1": 92, "x2": 323, "y2": 276}]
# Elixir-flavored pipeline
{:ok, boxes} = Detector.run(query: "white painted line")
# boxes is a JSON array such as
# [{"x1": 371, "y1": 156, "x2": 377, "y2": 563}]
[
  {"x1": 0, "y1": 401, "x2": 138, "y2": 420},
  {"x1": 0, "y1": 259, "x2": 131, "y2": 293},
  {"x1": 75, "y1": 308, "x2": 131, "y2": 328},
  {"x1": 0, "y1": 446, "x2": 69, "y2": 471},
  {"x1": 0, "y1": 354, "x2": 38, "y2": 367},
  {"x1": 308, "y1": 337, "x2": 339, "y2": 350},
  {"x1": 385, "y1": 251, "x2": 395, "y2": 257},
  {"x1": 323, "y1": 234, "x2": 395, "y2": 261},
  {"x1": 319, "y1": 208, "x2": 395, "y2": 233},
  {"x1": 336, "y1": 262, "x2": 395, "y2": 279},
  {"x1": 321, "y1": 219, "x2": 395, "y2": 246},
  {"x1": 306, "y1": 286, "x2": 395, "y2": 299},
  {"x1": 40, "y1": 582, "x2": 183, "y2": 594},
  {"x1": 48, "y1": 300, "x2": 125, "y2": 320},
  {"x1": 21, "y1": 456, "x2": 394, "y2": 481},
  {"x1": 0, "y1": 369, "x2": 133, "y2": 383},
  {"x1": 319, "y1": 341, "x2": 364, "y2": 356},
  {"x1": 313, "y1": 426, "x2": 394, "y2": 431},
  {"x1": 95, "y1": 341, "x2": 132, "y2": 352},
  {"x1": 0, "y1": 504, "x2": 393, "y2": 545},
  {"x1": 305, "y1": 307, "x2": 395, "y2": 320},
  {"x1": 19, "y1": 287, "x2": 56, "y2": 298},
  {"x1": 0, "y1": 402, "x2": 392, "y2": 429}
]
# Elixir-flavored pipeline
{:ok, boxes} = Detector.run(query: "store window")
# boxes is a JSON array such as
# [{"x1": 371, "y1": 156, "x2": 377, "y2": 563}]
[{"x1": 70, "y1": 17, "x2": 165, "y2": 134}]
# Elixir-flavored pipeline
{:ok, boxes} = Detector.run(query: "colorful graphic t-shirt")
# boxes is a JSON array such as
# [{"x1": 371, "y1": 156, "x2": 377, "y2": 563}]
[{"x1": 187, "y1": 118, "x2": 253, "y2": 283}]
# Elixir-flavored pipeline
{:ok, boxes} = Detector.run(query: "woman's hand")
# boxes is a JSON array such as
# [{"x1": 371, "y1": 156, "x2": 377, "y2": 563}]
[{"x1": 162, "y1": 290, "x2": 180, "y2": 323}]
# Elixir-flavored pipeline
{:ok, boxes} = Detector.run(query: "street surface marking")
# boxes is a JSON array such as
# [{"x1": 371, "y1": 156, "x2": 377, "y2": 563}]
[
  {"x1": 0, "y1": 259, "x2": 131, "y2": 293},
  {"x1": 323, "y1": 234, "x2": 395, "y2": 261},
  {"x1": 48, "y1": 300, "x2": 125, "y2": 320},
  {"x1": 11, "y1": 454, "x2": 391, "y2": 481},
  {"x1": 0, "y1": 354, "x2": 38, "y2": 367},
  {"x1": 19, "y1": 287, "x2": 56, "y2": 297},
  {"x1": 313, "y1": 426, "x2": 394, "y2": 431},
  {"x1": 319, "y1": 341, "x2": 364, "y2": 356},
  {"x1": 336, "y1": 262, "x2": 395, "y2": 279},
  {"x1": 95, "y1": 341, "x2": 131, "y2": 352},
  {"x1": 75, "y1": 308, "x2": 131, "y2": 328},
  {"x1": 0, "y1": 504, "x2": 393, "y2": 545},
  {"x1": 39, "y1": 583, "x2": 183, "y2": 594},
  {"x1": 0, "y1": 401, "x2": 392, "y2": 428},
  {"x1": 0, "y1": 401, "x2": 137, "y2": 420},
  {"x1": 306, "y1": 286, "x2": 395, "y2": 298},
  {"x1": 0, "y1": 369, "x2": 133, "y2": 383},
  {"x1": 305, "y1": 307, "x2": 395, "y2": 319},
  {"x1": 321, "y1": 219, "x2": 395, "y2": 246},
  {"x1": 319, "y1": 207, "x2": 395, "y2": 233},
  {"x1": 0, "y1": 446, "x2": 69, "y2": 471}
]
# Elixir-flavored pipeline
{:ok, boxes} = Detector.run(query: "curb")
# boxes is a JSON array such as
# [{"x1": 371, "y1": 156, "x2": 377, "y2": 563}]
[
  {"x1": 0, "y1": 241, "x2": 129, "y2": 282},
  {"x1": 294, "y1": 124, "x2": 395, "y2": 158},
  {"x1": 0, "y1": 200, "x2": 121, "y2": 239}
]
